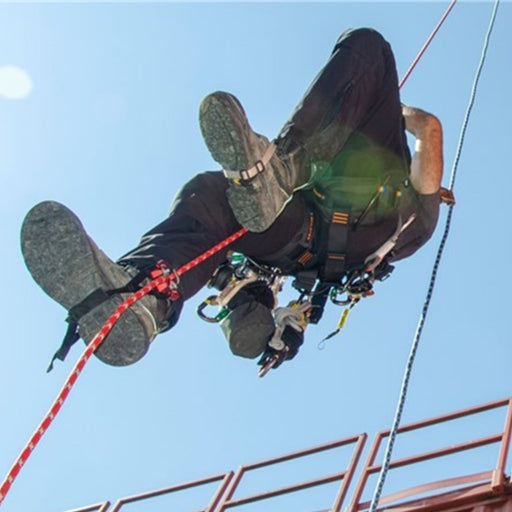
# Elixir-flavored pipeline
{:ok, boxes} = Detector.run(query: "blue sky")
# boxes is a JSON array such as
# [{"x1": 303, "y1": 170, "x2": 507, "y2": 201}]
[{"x1": 0, "y1": 2, "x2": 511, "y2": 512}]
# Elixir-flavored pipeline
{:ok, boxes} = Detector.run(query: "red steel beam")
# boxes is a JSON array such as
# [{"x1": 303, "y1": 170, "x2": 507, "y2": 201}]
[
  {"x1": 357, "y1": 470, "x2": 493, "y2": 509},
  {"x1": 365, "y1": 482, "x2": 511, "y2": 512}
]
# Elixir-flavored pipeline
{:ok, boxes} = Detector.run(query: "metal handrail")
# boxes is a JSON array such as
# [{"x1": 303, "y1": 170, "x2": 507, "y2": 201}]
[
  {"x1": 347, "y1": 397, "x2": 512, "y2": 511},
  {"x1": 60, "y1": 397, "x2": 512, "y2": 512},
  {"x1": 217, "y1": 434, "x2": 367, "y2": 512},
  {"x1": 109, "y1": 472, "x2": 234, "y2": 512},
  {"x1": 62, "y1": 503, "x2": 110, "y2": 512}
]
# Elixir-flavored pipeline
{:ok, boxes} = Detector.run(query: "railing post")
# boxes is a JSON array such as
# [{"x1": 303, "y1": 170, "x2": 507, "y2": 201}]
[
  {"x1": 346, "y1": 432, "x2": 384, "y2": 512},
  {"x1": 216, "y1": 466, "x2": 245, "y2": 512},
  {"x1": 496, "y1": 397, "x2": 512, "y2": 491},
  {"x1": 206, "y1": 471, "x2": 234, "y2": 512},
  {"x1": 331, "y1": 434, "x2": 367, "y2": 512}
]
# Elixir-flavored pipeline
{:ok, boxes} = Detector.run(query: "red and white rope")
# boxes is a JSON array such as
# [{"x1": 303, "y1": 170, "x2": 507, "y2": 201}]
[
  {"x1": 399, "y1": 0, "x2": 458, "y2": 89},
  {"x1": 0, "y1": 227, "x2": 247, "y2": 506}
]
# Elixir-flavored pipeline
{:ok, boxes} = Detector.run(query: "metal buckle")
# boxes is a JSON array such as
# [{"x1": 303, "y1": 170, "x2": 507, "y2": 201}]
[{"x1": 239, "y1": 160, "x2": 265, "y2": 182}]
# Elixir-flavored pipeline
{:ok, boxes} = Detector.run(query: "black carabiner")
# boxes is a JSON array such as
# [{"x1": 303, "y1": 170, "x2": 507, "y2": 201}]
[{"x1": 197, "y1": 295, "x2": 222, "y2": 323}]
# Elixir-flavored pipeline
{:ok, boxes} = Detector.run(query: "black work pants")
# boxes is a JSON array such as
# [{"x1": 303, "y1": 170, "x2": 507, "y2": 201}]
[
  {"x1": 278, "y1": 27, "x2": 410, "y2": 167},
  {"x1": 119, "y1": 28, "x2": 410, "y2": 307}
]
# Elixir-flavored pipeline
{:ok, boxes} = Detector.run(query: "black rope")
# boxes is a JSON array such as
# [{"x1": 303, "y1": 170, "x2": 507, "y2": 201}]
[{"x1": 368, "y1": 1, "x2": 501, "y2": 510}]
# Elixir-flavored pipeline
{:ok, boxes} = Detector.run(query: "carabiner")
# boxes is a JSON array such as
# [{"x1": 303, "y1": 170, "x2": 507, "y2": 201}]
[
  {"x1": 330, "y1": 287, "x2": 352, "y2": 306},
  {"x1": 197, "y1": 295, "x2": 228, "y2": 323}
]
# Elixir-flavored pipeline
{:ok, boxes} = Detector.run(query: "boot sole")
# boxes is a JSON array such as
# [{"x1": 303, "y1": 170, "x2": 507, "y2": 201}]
[
  {"x1": 199, "y1": 91, "x2": 253, "y2": 172},
  {"x1": 200, "y1": 92, "x2": 293, "y2": 232},
  {"x1": 21, "y1": 201, "x2": 150, "y2": 366}
]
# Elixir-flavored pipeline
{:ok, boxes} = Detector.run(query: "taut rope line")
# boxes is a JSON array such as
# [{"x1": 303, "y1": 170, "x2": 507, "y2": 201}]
[
  {"x1": 369, "y1": 1, "x2": 500, "y2": 510},
  {"x1": 398, "y1": 0, "x2": 458, "y2": 89}
]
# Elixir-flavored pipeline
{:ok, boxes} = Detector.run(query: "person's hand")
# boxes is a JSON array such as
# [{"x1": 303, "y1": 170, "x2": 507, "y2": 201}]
[{"x1": 257, "y1": 325, "x2": 304, "y2": 372}]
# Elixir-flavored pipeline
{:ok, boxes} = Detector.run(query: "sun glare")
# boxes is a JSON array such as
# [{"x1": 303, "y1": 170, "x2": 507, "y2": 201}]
[{"x1": 0, "y1": 66, "x2": 33, "y2": 100}]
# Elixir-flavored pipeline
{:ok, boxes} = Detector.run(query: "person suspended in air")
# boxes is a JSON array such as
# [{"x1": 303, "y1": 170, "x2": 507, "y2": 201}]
[{"x1": 21, "y1": 28, "x2": 446, "y2": 375}]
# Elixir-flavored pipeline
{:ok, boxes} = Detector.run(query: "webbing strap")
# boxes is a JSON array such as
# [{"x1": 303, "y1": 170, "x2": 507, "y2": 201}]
[
  {"x1": 47, "y1": 272, "x2": 148, "y2": 372},
  {"x1": 47, "y1": 324, "x2": 80, "y2": 373},
  {"x1": 223, "y1": 143, "x2": 277, "y2": 182},
  {"x1": 47, "y1": 288, "x2": 111, "y2": 373},
  {"x1": 322, "y1": 210, "x2": 350, "y2": 283}
]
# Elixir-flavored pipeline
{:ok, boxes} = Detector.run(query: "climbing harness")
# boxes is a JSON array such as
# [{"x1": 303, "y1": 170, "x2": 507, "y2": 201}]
[{"x1": 202, "y1": 167, "x2": 415, "y2": 371}]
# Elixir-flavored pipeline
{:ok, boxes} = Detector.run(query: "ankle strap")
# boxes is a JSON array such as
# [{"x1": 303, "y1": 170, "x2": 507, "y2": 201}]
[{"x1": 223, "y1": 143, "x2": 276, "y2": 182}]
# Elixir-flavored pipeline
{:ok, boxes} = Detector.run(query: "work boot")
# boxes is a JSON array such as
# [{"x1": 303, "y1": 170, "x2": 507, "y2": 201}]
[
  {"x1": 220, "y1": 281, "x2": 276, "y2": 359},
  {"x1": 21, "y1": 201, "x2": 175, "y2": 367},
  {"x1": 199, "y1": 91, "x2": 305, "y2": 233}
]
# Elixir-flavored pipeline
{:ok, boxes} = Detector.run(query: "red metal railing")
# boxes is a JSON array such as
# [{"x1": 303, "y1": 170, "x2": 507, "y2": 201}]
[
  {"x1": 64, "y1": 473, "x2": 233, "y2": 512},
  {"x1": 61, "y1": 434, "x2": 366, "y2": 512},
  {"x1": 64, "y1": 504, "x2": 110, "y2": 512},
  {"x1": 61, "y1": 397, "x2": 512, "y2": 512},
  {"x1": 110, "y1": 472, "x2": 233, "y2": 512},
  {"x1": 346, "y1": 397, "x2": 512, "y2": 511},
  {"x1": 216, "y1": 434, "x2": 367, "y2": 512}
]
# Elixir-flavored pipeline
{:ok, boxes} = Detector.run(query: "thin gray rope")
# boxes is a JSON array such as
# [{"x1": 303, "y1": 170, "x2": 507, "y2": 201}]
[{"x1": 368, "y1": 2, "x2": 500, "y2": 511}]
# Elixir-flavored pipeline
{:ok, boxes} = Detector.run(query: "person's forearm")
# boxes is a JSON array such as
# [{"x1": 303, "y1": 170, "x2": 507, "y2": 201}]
[{"x1": 402, "y1": 105, "x2": 443, "y2": 194}]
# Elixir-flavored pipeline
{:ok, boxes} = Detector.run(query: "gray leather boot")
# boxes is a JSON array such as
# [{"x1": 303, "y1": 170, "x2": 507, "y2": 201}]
[
  {"x1": 219, "y1": 281, "x2": 276, "y2": 359},
  {"x1": 21, "y1": 201, "x2": 174, "y2": 367},
  {"x1": 199, "y1": 91, "x2": 306, "y2": 233}
]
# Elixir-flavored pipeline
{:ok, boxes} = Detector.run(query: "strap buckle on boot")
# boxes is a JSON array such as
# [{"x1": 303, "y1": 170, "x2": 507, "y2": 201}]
[{"x1": 223, "y1": 143, "x2": 277, "y2": 183}]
